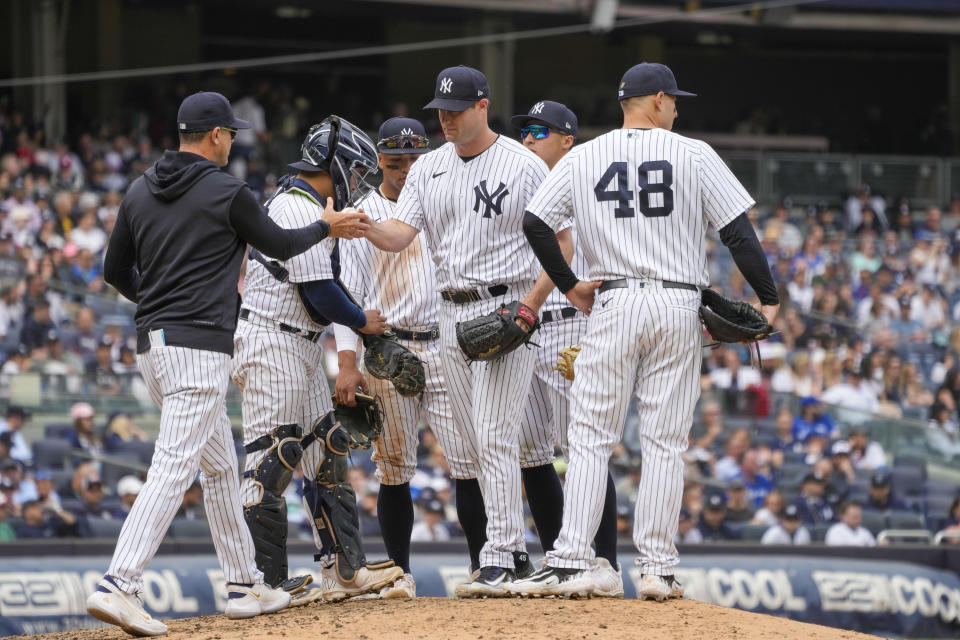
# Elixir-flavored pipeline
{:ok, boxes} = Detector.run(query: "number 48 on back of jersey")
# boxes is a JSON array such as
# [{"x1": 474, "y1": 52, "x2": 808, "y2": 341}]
[{"x1": 594, "y1": 160, "x2": 674, "y2": 218}]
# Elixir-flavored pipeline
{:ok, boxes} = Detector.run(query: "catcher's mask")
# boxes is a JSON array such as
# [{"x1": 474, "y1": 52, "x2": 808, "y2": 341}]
[{"x1": 288, "y1": 115, "x2": 379, "y2": 209}]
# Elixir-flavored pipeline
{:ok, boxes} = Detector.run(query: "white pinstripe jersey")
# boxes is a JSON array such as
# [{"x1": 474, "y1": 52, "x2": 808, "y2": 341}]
[
  {"x1": 394, "y1": 135, "x2": 549, "y2": 291},
  {"x1": 333, "y1": 189, "x2": 438, "y2": 352},
  {"x1": 528, "y1": 128, "x2": 754, "y2": 287},
  {"x1": 241, "y1": 186, "x2": 337, "y2": 330}
]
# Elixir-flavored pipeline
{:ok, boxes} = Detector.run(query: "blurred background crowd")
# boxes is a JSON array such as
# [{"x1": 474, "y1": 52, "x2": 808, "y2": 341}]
[{"x1": 0, "y1": 81, "x2": 959, "y2": 552}]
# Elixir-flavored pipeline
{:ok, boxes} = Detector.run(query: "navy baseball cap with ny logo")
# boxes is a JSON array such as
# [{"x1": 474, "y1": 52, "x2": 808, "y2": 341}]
[
  {"x1": 424, "y1": 66, "x2": 490, "y2": 112},
  {"x1": 510, "y1": 100, "x2": 578, "y2": 137},
  {"x1": 618, "y1": 62, "x2": 696, "y2": 101}
]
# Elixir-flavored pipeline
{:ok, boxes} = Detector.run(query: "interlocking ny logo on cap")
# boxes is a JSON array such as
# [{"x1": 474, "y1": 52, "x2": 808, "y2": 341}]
[
  {"x1": 531, "y1": 102, "x2": 545, "y2": 115},
  {"x1": 400, "y1": 128, "x2": 413, "y2": 135},
  {"x1": 440, "y1": 78, "x2": 453, "y2": 94}
]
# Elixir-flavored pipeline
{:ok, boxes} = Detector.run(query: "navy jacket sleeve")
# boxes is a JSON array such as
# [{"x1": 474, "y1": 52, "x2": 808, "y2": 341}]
[{"x1": 229, "y1": 187, "x2": 331, "y2": 261}]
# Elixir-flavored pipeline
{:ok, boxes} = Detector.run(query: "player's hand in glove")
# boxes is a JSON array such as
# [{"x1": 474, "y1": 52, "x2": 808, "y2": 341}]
[
  {"x1": 332, "y1": 392, "x2": 384, "y2": 449},
  {"x1": 554, "y1": 344, "x2": 581, "y2": 381},
  {"x1": 335, "y1": 356, "x2": 369, "y2": 407},
  {"x1": 359, "y1": 309, "x2": 387, "y2": 335},
  {"x1": 361, "y1": 331, "x2": 426, "y2": 397},
  {"x1": 456, "y1": 300, "x2": 540, "y2": 362},
  {"x1": 322, "y1": 199, "x2": 370, "y2": 239},
  {"x1": 699, "y1": 289, "x2": 774, "y2": 344}
]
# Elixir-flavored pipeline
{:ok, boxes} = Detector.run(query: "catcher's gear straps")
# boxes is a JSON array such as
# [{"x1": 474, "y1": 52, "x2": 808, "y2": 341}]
[{"x1": 242, "y1": 423, "x2": 304, "y2": 587}]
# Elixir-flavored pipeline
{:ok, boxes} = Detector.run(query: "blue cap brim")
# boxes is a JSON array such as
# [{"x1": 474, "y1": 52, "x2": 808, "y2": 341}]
[
  {"x1": 423, "y1": 98, "x2": 476, "y2": 111},
  {"x1": 668, "y1": 90, "x2": 697, "y2": 97},
  {"x1": 229, "y1": 117, "x2": 252, "y2": 130}
]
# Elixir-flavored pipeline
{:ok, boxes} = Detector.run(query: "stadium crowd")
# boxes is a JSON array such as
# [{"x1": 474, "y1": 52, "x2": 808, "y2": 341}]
[{"x1": 0, "y1": 91, "x2": 959, "y2": 549}]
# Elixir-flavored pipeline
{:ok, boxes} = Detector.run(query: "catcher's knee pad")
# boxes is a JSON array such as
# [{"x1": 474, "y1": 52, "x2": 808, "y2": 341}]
[
  {"x1": 303, "y1": 479, "x2": 367, "y2": 581},
  {"x1": 242, "y1": 423, "x2": 303, "y2": 587}
]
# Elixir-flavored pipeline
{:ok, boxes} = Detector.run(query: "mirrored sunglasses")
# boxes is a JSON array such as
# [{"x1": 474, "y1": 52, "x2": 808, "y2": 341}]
[
  {"x1": 521, "y1": 124, "x2": 553, "y2": 140},
  {"x1": 377, "y1": 134, "x2": 429, "y2": 150}
]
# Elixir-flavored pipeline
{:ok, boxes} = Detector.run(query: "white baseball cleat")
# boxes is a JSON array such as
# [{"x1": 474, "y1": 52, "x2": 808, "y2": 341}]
[
  {"x1": 590, "y1": 558, "x2": 624, "y2": 598},
  {"x1": 224, "y1": 583, "x2": 291, "y2": 619},
  {"x1": 287, "y1": 586, "x2": 328, "y2": 608},
  {"x1": 638, "y1": 574, "x2": 684, "y2": 601},
  {"x1": 503, "y1": 565, "x2": 595, "y2": 599},
  {"x1": 380, "y1": 573, "x2": 417, "y2": 599},
  {"x1": 321, "y1": 562, "x2": 404, "y2": 598},
  {"x1": 86, "y1": 576, "x2": 168, "y2": 637}
]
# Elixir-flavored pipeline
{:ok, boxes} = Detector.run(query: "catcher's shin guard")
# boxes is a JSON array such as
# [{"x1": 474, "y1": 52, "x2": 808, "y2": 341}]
[{"x1": 242, "y1": 423, "x2": 304, "y2": 587}]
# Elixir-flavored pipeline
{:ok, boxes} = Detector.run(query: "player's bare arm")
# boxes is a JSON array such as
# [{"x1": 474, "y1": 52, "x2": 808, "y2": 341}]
[
  {"x1": 364, "y1": 218, "x2": 419, "y2": 253},
  {"x1": 335, "y1": 349, "x2": 369, "y2": 407}
]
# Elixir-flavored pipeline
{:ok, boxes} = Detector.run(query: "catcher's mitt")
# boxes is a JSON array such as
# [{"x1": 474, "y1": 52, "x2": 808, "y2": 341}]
[
  {"x1": 332, "y1": 392, "x2": 384, "y2": 450},
  {"x1": 554, "y1": 344, "x2": 581, "y2": 381},
  {"x1": 456, "y1": 300, "x2": 540, "y2": 362},
  {"x1": 361, "y1": 331, "x2": 426, "y2": 397},
  {"x1": 699, "y1": 289, "x2": 773, "y2": 344}
]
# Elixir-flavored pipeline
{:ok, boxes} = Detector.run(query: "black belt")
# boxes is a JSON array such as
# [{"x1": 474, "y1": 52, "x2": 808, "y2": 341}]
[
  {"x1": 439, "y1": 284, "x2": 509, "y2": 304},
  {"x1": 541, "y1": 307, "x2": 580, "y2": 324},
  {"x1": 598, "y1": 279, "x2": 699, "y2": 293},
  {"x1": 391, "y1": 326, "x2": 440, "y2": 341},
  {"x1": 239, "y1": 308, "x2": 321, "y2": 343}
]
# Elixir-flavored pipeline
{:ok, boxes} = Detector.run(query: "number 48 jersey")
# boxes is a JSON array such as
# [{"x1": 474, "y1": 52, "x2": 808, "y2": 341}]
[{"x1": 527, "y1": 128, "x2": 754, "y2": 287}]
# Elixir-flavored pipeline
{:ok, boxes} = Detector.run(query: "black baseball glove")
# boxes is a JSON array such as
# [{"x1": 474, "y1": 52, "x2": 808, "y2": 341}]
[
  {"x1": 361, "y1": 331, "x2": 426, "y2": 397},
  {"x1": 699, "y1": 289, "x2": 774, "y2": 344},
  {"x1": 456, "y1": 300, "x2": 540, "y2": 362},
  {"x1": 332, "y1": 393, "x2": 384, "y2": 450}
]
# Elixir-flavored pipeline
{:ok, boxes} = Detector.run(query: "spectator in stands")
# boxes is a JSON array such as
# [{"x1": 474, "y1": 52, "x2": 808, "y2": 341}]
[
  {"x1": 0, "y1": 492, "x2": 15, "y2": 540},
  {"x1": 69, "y1": 209, "x2": 107, "y2": 255},
  {"x1": 710, "y1": 347, "x2": 762, "y2": 393},
  {"x1": 65, "y1": 402, "x2": 102, "y2": 457},
  {"x1": 725, "y1": 478, "x2": 756, "y2": 523},
  {"x1": 825, "y1": 501, "x2": 876, "y2": 547},
  {"x1": 69, "y1": 474, "x2": 120, "y2": 528},
  {"x1": 696, "y1": 493, "x2": 740, "y2": 541},
  {"x1": 714, "y1": 427, "x2": 751, "y2": 482},
  {"x1": 824, "y1": 440, "x2": 855, "y2": 496},
  {"x1": 359, "y1": 480, "x2": 380, "y2": 538},
  {"x1": 410, "y1": 498, "x2": 451, "y2": 542},
  {"x1": 738, "y1": 449, "x2": 773, "y2": 507},
  {"x1": 847, "y1": 426, "x2": 888, "y2": 471},
  {"x1": 15, "y1": 498, "x2": 78, "y2": 538},
  {"x1": 682, "y1": 481, "x2": 704, "y2": 523},
  {"x1": 751, "y1": 489, "x2": 786, "y2": 527},
  {"x1": 111, "y1": 476, "x2": 141, "y2": 519},
  {"x1": 0, "y1": 405, "x2": 31, "y2": 464},
  {"x1": 19, "y1": 298, "x2": 54, "y2": 351},
  {"x1": 0, "y1": 432, "x2": 13, "y2": 470},
  {"x1": 33, "y1": 470, "x2": 61, "y2": 513},
  {"x1": 761, "y1": 503, "x2": 811, "y2": 545},
  {"x1": 62, "y1": 306, "x2": 99, "y2": 363},
  {"x1": 821, "y1": 365, "x2": 879, "y2": 414},
  {"x1": 791, "y1": 397, "x2": 837, "y2": 443},
  {"x1": 675, "y1": 507, "x2": 702, "y2": 544},
  {"x1": 863, "y1": 471, "x2": 909, "y2": 514},
  {"x1": 942, "y1": 496, "x2": 960, "y2": 533},
  {"x1": 691, "y1": 399, "x2": 725, "y2": 453},
  {"x1": 177, "y1": 480, "x2": 205, "y2": 520},
  {"x1": 84, "y1": 338, "x2": 120, "y2": 395},
  {"x1": 890, "y1": 296, "x2": 925, "y2": 341},
  {"x1": 791, "y1": 473, "x2": 834, "y2": 525},
  {"x1": 102, "y1": 412, "x2": 148, "y2": 453}
]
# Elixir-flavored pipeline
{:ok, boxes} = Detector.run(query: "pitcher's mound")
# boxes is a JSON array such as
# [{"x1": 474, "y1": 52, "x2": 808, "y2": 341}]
[{"x1": 14, "y1": 597, "x2": 877, "y2": 640}]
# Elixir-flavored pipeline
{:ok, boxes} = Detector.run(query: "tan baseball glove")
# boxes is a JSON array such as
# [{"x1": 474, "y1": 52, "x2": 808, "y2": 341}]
[{"x1": 554, "y1": 344, "x2": 581, "y2": 381}]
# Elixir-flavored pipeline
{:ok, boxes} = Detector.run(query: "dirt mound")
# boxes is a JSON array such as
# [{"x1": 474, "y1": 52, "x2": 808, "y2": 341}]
[{"x1": 11, "y1": 597, "x2": 876, "y2": 640}]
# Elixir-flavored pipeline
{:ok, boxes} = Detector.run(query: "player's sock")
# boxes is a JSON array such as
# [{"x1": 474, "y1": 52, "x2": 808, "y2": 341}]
[
  {"x1": 521, "y1": 463, "x2": 564, "y2": 552},
  {"x1": 377, "y1": 482, "x2": 413, "y2": 574},
  {"x1": 454, "y1": 478, "x2": 487, "y2": 571},
  {"x1": 594, "y1": 472, "x2": 619, "y2": 569}
]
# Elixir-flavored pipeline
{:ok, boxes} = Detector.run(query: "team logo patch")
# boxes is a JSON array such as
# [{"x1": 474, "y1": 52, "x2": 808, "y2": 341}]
[
  {"x1": 400, "y1": 128, "x2": 414, "y2": 135},
  {"x1": 440, "y1": 78, "x2": 453, "y2": 93},
  {"x1": 531, "y1": 102, "x2": 545, "y2": 115},
  {"x1": 473, "y1": 180, "x2": 510, "y2": 218}
]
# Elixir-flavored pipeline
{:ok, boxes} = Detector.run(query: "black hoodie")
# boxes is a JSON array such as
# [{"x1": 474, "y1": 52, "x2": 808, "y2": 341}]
[{"x1": 104, "y1": 150, "x2": 330, "y2": 355}]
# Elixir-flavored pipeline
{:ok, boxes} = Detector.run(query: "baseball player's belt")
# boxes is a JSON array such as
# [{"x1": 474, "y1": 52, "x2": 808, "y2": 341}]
[
  {"x1": 599, "y1": 278, "x2": 699, "y2": 293},
  {"x1": 540, "y1": 306, "x2": 580, "y2": 324},
  {"x1": 391, "y1": 326, "x2": 440, "y2": 341},
  {"x1": 239, "y1": 308, "x2": 321, "y2": 343},
  {"x1": 440, "y1": 284, "x2": 509, "y2": 304}
]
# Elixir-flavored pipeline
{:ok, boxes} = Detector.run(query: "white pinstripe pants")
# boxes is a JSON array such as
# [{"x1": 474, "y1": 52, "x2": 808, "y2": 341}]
[
  {"x1": 231, "y1": 321, "x2": 333, "y2": 506},
  {"x1": 522, "y1": 316, "x2": 587, "y2": 461},
  {"x1": 546, "y1": 282, "x2": 702, "y2": 574},
  {"x1": 365, "y1": 336, "x2": 472, "y2": 484},
  {"x1": 108, "y1": 343, "x2": 261, "y2": 593},
  {"x1": 439, "y1": 297, "x2": 537, "y2": 568}
]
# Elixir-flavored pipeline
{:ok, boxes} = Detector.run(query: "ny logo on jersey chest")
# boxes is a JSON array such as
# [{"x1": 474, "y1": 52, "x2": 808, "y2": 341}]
[{"x1": 473, "y1": 180, "x2": 510, "y2": 218}]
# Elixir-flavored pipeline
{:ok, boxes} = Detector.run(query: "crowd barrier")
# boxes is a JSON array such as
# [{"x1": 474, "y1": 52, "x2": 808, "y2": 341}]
[{"x1": 1, "y1": 550, "x2": 958, "y2": 637}]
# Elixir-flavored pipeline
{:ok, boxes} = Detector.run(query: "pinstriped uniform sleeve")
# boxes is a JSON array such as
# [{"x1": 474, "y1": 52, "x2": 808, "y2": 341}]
[
  {"x1": 280, "y1": 195, "x2": 336, "y2": 282},
  {"x1": 394, "y1": 156, "x2": 427, "y2": 231},
  {"x1": 697, "y1": 140, "x2": 755, "y2": 230},
  {"x1": 526, "y1": 152, "x2": 574, "y2": 232}
]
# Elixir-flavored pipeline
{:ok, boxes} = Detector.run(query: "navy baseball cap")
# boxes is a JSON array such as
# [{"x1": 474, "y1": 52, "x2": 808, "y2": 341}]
[
  {"x1": 510, "y1": 100, "x2": 578, "y2": 137},
  {"x1": 782, "y1": 504, "x2": 800, "y2": 520},
  {"x1": 177, "y1": 92, "x2": 251, "y2": 133},
  {"x1": 706, "y1": 493, "x2": 726, "y2": 510},
  {"x1": 618, "y1": 63, "x2": 696, "y2": 101},
  {"x1": 423, "y1": 66, "x2": 490, "y2": 112},
  {"x1": 377, "y1": 117, "x2": 430, "y2": 155}
]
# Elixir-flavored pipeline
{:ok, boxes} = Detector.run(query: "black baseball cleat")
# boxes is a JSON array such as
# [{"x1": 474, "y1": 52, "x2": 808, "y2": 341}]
[
  {"x1": 504, "y1": 564, "x2": 596, "y2": 598},
  {"x1": 513, "y1": 551, "x2": 535, "y2": 579},
  {"x1": 454, "y1": 565, "x2": 517, "y2": 598}
]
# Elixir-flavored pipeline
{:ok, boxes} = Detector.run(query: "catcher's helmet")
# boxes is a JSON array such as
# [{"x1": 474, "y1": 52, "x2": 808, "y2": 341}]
[{"x1": 288, "y1": 115, "x2": 379, "y2": 209}]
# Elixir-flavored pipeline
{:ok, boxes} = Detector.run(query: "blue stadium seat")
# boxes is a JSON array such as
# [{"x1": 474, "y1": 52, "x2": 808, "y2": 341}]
[
  {"x1": 85, "y1": 518, "x2": 124, "y2": 538},
  {"x1": 778, "y1": 462, "x2": 810, "y2": 483},
  {"x1": 923, "y1": 481, "x2": 958, "y2": 497},
  {"x1": 43, "y1": 422, "x2": 74, "y2": 440},
  {"x1": 893, "y1": 455, "x2": 927, "y2": 481},
  {"x1": 50, "y1": 469, "x2": 75, "y2": 493},
  {"x1": 113, "y1": 440, "x2": 155, "y2": 465},
  {"x1": 860, "y1": 511, "x2": 886, "y2": 535},
  {"x1": 169, "y1": 518, "x2": 210, "y2": 538},
  {"x1": 740, "y1": 524, "x2": 768, "y2": 541},
  {"x1": 924, "y1": 495, "x2": 957, "y2": 528},
  {"x1": 887, "y1": 510, "x2": 926, "y2": 531},
  {"x1": 812, "y1": 523, "x2": 831, "y2": 542},
  {"x1": 891, "y1": 466, "x2": 924, "y2": 497},
  {"x1": 32, "y1": 438, "x2": 74, "y2": 470}
]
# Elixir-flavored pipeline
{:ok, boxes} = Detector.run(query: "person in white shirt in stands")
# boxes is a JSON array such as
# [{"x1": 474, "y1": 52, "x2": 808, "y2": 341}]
[
  {"x1": 846, "y1": 426, "x2": 888, "y2": 471},
  {"x1": 825, "y1": 501, "x2": 876, "y2": 547},
  {"x1": 821, "y1": 365, "x2": 879, "y2": 415},
  {"x1": 709, "y1": 347, "x2": 762, "y2": 391},
  {"x1": 410, "y1": 498, "x2": 451, "y2": 542},
  {"x1": 761, "y1": 504, "x2": 811, "y2": 545}
]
